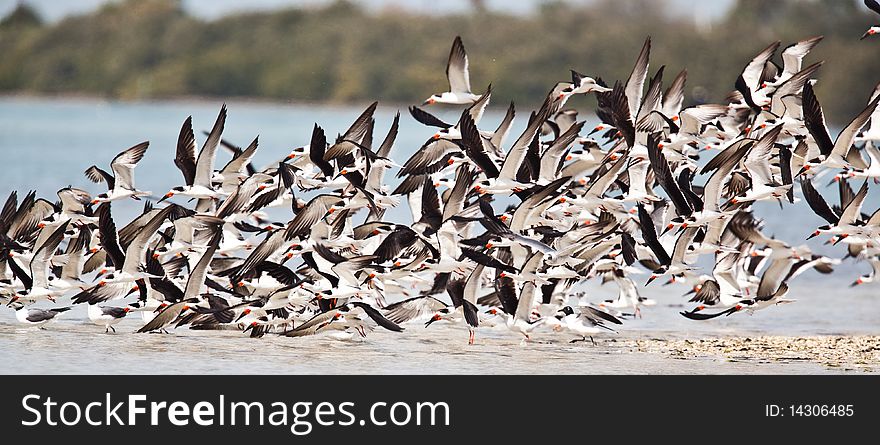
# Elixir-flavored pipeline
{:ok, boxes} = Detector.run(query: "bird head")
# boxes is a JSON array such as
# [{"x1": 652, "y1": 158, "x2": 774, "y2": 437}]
[
  {"x1": 235, "y1": 308, "x2": 252, "y2": 322},
  {"x1": 243, "y1": 320, "x2": 259, "y2": 333},
  {"x1": 587, "y1": 124, "x2": 607, "y2": 136},
  {"x1": 424, "y1": 313, "x2": 442, "y2": 327}
]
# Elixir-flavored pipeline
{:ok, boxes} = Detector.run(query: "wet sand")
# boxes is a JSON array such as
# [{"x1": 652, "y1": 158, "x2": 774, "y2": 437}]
[
  {"x1": 0, "y1": 317, "x2": 876, "y2": 374},
  {"x1": 615, "y1": 335, "x2": 879, "y2": 372}
]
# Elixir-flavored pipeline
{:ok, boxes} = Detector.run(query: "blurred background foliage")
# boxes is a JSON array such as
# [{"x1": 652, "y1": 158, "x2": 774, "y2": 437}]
[{"x1": 0, "y1": 0, "x2": 878, "y2": 124}]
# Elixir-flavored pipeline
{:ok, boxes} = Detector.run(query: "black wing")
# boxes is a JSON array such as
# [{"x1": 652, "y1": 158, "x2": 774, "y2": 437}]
[
  {"x1": 175, "y1": 116, "x2": 197, "y2": 186},
  {"x1": 257, "y1": 261, "x2": 302, "y2": 286},
  {"x1": 84, "y1": 166, "x2": 115, "y2": 190},
  {"x1": 309, "y1": 124, "x2": 335, "y2": 177},
  {"x1": 801, "y1": 178, "x2": 839, "y2": 224},
  {"x1": 461, "y1": 300, "x2": 479, "y2": 328},
  {"x1": 460, "y1": 112, "x2": 500, "y2": 178},
  {"x1": 95, "y1": 203, "x2": 125, "y2": 268},
  {"x1": 494, "y1": 275, "x2": 519, "y2": 316},
  {"x1": 459, "y1": 248, "x2": 517, "y2": 274},
  {"x1": 446, "y1": 278, "x2": 466, "y2": 309},
  {"x1": 409, "y1": 106, "x2": 452, "y2": 129},
  {"x1": 351, "y1": 302, "x2": 404, "y2": 332},
  {"x1": 418, "y1": 177, "x2": 443, "y2": 234},
  {"x1": 620, "y1": 232, "x2": 638, "y2": 266},
  {"x1": 677, "y1": 169, "x2": 704, "y2": 213},
  {"x1": 373, "y1": 227, "x2": 418, "y2": 262},
  {"x1": 802, "y1": 82, "x2": 834, "y2": 157},
  {"x1": 637, "y1": 204, "x2": 671, "y2": 266},
  {"x1": 778, "y1": 146, "x2": 794, "y2": 203},
  {"x1": 647, "y1": 133, "x2": 691, "y2": 216}
]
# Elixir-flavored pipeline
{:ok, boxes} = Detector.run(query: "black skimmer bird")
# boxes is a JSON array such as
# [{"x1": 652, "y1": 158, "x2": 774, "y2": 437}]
[
  {"x1": 136, "y1": 232, "x2": 220, "y2": 333},
  {"x1": 86, "y1": 142, "x2": 152, "y2": 204},
  {"x1": 9, "y1": 302, "x2": 70, "y2": 329},
  {"x1": 283, "y1": 302, "x2": 402, "y2": 340},
  {"x1": 862, "y1": 0, "x2": 880, "y2": 40},
  {"x1": 551, "y1": 305, "x2": 622, "y2": 344},
  {"x1": 159, "y1": 105, "x2": 228, "y2": 203},
  {"x1": 87, "y1": 304, "x2": 131, "y2": 333},
  {"x1": 422, "y1": 266, "x2": 484, "y2": 345},
  {"x1": 800, "y1": 82, "x2": 880, "y2": 173},
  {"x1": 7, "y1": 220, "x2": 69, "y2": 305},
  {"x1": 423, "y1": 36, "x2": 481, "y2": 105},
  {"x1": 4, "y1": 33, "x2": 878, "y2": 343},
  {"x1": 851, "y1": 257, "x2": 880, "y2": 286}
]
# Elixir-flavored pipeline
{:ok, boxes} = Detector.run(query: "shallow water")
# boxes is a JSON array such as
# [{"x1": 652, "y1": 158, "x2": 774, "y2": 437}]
[
  {"x1": 0, "y1": 97, "x2": 878, "y2": 374},
  {"x1": 0, "y1": 316, "x2": 851, "y2": 375}
]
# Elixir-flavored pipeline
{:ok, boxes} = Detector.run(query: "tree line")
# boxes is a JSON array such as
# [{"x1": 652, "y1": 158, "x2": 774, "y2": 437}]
[{"x1": 0, "y1": 0, "x2": 877, "y2": 124}]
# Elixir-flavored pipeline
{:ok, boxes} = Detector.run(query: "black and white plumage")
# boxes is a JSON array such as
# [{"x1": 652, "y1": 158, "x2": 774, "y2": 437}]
[
  {"x1": 10, "y1": 303, "x2": 70, "y2": 328},
  {"x1": 86, "y1": 142, "x2": 152, "y2": 204},
  {"x1": 3, "y1": 32, "x2": 875, "y2": 348},
  {"x1": 423, "y1": 36, "x2": 481, "y2": 105}
]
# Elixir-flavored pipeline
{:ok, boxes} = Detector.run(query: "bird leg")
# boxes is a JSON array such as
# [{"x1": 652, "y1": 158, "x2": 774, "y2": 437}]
[
  {"x1": 111, "y1": 325, "x2": 116, "y2": 333},
  {"x1": 468, "y1": 330, "x2": 475, "y2": 345}
]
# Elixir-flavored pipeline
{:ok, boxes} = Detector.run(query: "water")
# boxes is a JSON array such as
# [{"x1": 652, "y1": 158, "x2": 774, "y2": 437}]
[{"x1": 0, "y1": 97, "x2": 877, "y2": 374}]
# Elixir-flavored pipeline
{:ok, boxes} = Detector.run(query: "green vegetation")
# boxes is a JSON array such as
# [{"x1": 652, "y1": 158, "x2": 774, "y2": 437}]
[{"x1": 0, "y1": 0, "x2": 878, "y2": 123}]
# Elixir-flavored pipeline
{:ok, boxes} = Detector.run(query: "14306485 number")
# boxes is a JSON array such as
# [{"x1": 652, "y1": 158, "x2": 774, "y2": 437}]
[{"x1": 790, "y1": 405, "x2": 854, "y2": 416}]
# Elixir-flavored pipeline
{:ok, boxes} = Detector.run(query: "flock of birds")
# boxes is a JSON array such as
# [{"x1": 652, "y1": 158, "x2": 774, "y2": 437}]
[{"x1": 3, "y1": 25, "x2": 880, "y2": 345}]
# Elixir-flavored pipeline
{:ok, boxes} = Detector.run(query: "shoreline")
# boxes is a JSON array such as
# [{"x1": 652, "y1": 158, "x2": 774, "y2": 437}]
[
  {"x1": 0, "y1": 92, "x2": 544, "y2": 114},
  {"x1": 0, "y1": 319, "x2": 875, "y2": 374},
  {"x1": 613, "y1": 335, "x2": 879, "y2": 372}
]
